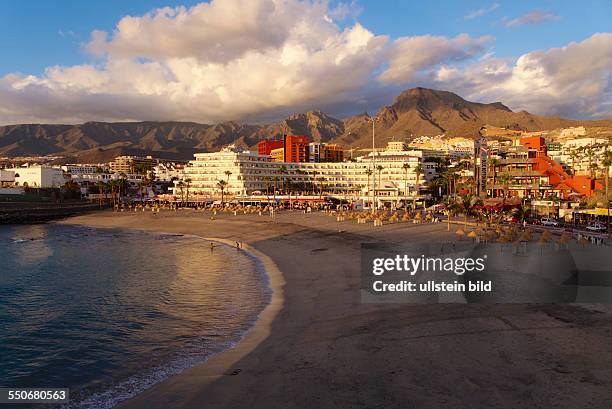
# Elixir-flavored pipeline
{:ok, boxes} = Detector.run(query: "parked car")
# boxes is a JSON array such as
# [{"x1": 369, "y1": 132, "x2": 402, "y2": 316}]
[
  {"x1": 540, "y1": 217, "x2": 560, "y2": 227},
  {"x1": 586, "y1": 223, "x2": 606, "y2": 232}
]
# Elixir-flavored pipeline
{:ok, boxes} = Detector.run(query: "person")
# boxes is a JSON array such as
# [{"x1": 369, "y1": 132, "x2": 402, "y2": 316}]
[
  {"x1": 236, "y1": 241, "x2": 240, "y2": 250},
  {"x1": 210, "y1": 242, "x2": 214, "y2": 251}
]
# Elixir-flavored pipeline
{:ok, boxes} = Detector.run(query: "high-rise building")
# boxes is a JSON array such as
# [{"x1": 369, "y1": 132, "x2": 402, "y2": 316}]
[
  {"x1": 109, "y1": 156, "x2": 154, "y2": 174},
  {"x1": 270, "y1": 148, "x2": 285, "y2": 162},
  {"x1": 283, "y1": 135, "x2": 310, "y2": 162},
  {"x1": 258, "y1": 139, "x2": 284, "y2": 156},
  {"x1": 322, "y1": 144, "x2": 344, "y2": 162}
]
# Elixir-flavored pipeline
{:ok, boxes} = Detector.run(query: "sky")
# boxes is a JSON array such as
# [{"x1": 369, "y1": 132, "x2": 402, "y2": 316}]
[{"x1": 0, "y1": 0, "x2": 610, "y2": 124}]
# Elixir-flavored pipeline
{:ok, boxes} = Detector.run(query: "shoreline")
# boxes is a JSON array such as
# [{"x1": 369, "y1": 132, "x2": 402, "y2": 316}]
[{"x1": 59, "y1": 210, "x2": 612, "y2": 409}]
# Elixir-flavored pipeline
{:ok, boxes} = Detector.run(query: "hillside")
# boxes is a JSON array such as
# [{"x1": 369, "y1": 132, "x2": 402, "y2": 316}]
[{"x1": 1, "y1": 87, "x2": 610, "y2": 162}]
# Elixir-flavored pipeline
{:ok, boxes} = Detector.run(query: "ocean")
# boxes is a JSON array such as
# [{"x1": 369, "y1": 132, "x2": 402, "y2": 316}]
[{"x1": 0, "y1": 223, "x2": 270, "y2": 408}]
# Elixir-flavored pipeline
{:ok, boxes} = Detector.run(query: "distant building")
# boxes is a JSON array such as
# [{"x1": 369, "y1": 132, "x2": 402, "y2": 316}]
[
  {"x1": 153, "y1": 163, "x2": 184, "y2": 182},
  {"x1": 309, "y1": 143, "x2": 344, "y2": 162},
  {"x1": 258, "y1": 139, "x2": 284, "y2": 156},
  {"x1": 270, "y1": 147, "x2": 285, "y2": 162},
  {"x1": 321, "y1": 144, "x2": 344, "y2": 162},
  {"x1": 284, "y1": 135, "x2": 310, "y2": 162},
  {"x1": 61, "y1": 164, "x2": 107, "y2": 174},
  {"x1": 559, "y1": 126, "x2": 586, "y2": 139},
  {"x1": 109, "y1": 156, "x2": 154, "y2": 174},
  {"x1": 386, "y1": 141, "x2": 408, "y2": 152},
  {"x1": 258, "y1": 135, "x2": 311, "y2": 162},
  {"x1": 172, "y1": 145, "x2": 437, "y2": 201},
  {"x1": 0, "y1": 169, "x2": 16, "y2": 186},
  {"x1": 7, "y1": 165, "x2": 66, "y2": 188}
]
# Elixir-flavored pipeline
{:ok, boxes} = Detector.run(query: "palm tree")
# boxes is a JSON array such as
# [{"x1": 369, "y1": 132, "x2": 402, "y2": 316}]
[
  {"x1": 512, "y1": 204, "x2": 531, "y2": 223},
  {"x1": 365, "y1": 168, "x2": 373, "y2": 211},
  {"x1": 602, "y1": 149, "x2": 611, "y2": 233},
  {"x1": 184, "y1": 177, "x2": 192, "y2": 205},
  {"x1": 96, "y1": 181, "x2": 108, "y2": 207},
  {"x1": 176, "y1": 180, "x2": 185, "y2": 204},
  {"x1": 263, "y1": 176, "x2": 271, "y2": 196},
  {"x1": 488, "y1": 158, "x2": 500, "y2": 197},
  {"x1": 586, "y1": 146, "x2": 595, "y2": 178},
  {"x1": 278, "y1": 166, "x2": 287, "y2": 193},
  {"x1": 108, "y1": 179, "x2": 119, "y2": 208},
  {"x1": 376, "y1": 165, "x2": 384, "y2": 208},
  {"x1": 498, "y1": 173, "x2": 512, "y2": 202},
  {"x1": 569, "y1": 151, "x2": 579, "y2": 175},
  {"x1": 414, "y1": 164, "x2": 423, "y2": 186},
  {"x1": 402, "y1": 163, "x2": 410, "y2": 198},
  {"x1": 317, "y1": 177, "x2": 326, "y2": 200},
  {"x1": 224, "y1": 170, "x2": 232, "y2": 183},
  {"x1": 217, "y1": 179, "x2": 228, "y2": 205}
]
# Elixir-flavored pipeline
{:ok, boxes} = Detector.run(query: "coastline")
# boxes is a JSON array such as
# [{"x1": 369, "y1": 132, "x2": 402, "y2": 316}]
[{"x1": 60, "y1": 210, "x2": 612, "y2": 409}]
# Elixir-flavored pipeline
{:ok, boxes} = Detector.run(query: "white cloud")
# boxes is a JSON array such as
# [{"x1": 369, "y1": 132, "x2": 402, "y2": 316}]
[
  {"x1": 503, "y1": 10, "x2": 560, "y2": 28},
  {"x1": 426, "y1": 33, "x2": 612, "y2": 118},
  {"x1": 378, "y1": 33, "x2": 494, "y2": 84},
  {"x1": 464, "y1": 3, "x2": 499, "y2": 20},
  {"x1": 1, "y1": 0, "x2": 388, "y2": 124},
  {"x1": 0, "y1": 1, "x2": 609, "y2": 125}
]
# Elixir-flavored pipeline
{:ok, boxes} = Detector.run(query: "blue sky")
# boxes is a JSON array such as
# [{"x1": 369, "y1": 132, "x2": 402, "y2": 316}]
[
  {"x1": 1, "y1": 0, "x2": 609, "y2": 76},
  {"x1": 0, "y1": 0, "x2": 610, "y2": 124}
]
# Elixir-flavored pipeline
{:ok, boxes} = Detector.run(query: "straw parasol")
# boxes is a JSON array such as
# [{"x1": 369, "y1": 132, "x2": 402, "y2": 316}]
[{"x1": 455, "y1": 228, "x2": 465, "y2": 240}]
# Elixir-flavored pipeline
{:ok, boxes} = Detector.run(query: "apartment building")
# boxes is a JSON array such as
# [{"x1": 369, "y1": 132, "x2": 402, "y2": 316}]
[
  {"x1": 109, "y1": 156, "x2": 154, "y2": 173},
  {"x1": 172, "y1": 145, "x2": 436, "y2": 199}
]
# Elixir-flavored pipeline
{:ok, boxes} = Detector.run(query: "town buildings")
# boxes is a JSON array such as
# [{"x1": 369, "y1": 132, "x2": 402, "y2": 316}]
[
  {"x1": 109, "y1": 155, "x2": 154, "y2": 173},
  {"x1": 172, "y1": 143, "x2": 436, "y2": 204},
  {"x1": 5, "y1": 165, "x2": 67, "y2": 188},
  {"x1": 487, "y1": 136, "x2": 603, "y2": 200}
]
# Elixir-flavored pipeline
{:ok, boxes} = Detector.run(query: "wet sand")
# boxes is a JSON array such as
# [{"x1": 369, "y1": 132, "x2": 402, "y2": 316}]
[{"x1": 61, "y1": 210, "x2": 612, "y2": 409}]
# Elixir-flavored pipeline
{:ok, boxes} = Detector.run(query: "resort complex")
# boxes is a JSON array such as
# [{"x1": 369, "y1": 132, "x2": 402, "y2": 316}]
[{"x1": 1, "y1": 127, "x2": 610, "y2": 228}]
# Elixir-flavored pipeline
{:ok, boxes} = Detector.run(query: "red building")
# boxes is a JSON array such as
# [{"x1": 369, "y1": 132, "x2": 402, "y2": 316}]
[
  {"x1": 258, "y1": 139, "x2": 284, "y2": 156},
  {"x1": 283, "y1": 135, "x2": 310, "y2": 162}
]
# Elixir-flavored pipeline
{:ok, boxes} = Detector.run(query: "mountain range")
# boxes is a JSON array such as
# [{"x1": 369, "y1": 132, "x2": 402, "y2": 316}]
[{"x1": 1, "y1": 87, "x2": 610, "y2": 163}]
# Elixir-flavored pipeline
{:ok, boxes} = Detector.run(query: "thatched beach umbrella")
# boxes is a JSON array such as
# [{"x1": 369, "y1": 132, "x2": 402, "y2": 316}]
[
  {"x1": 467, "y1": 230, "x2": 478, "y2": 242},
  {"x1": 455, "y1": 228, "x2": 465, "y2": 240}
]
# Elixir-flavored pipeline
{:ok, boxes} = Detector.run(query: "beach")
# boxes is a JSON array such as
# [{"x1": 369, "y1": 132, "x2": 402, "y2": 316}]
[{"x1": 61, "y1": 210, "x2": 612, "y2": 409}]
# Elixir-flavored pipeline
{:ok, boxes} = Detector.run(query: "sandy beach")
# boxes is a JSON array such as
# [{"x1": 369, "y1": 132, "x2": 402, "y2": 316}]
[{"x1": 61, "y1": 210, "x2": 612, "y2": 409}]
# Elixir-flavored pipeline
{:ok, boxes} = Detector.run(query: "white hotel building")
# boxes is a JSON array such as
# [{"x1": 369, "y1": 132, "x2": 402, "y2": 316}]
[{"x1": 172, "y1": 145, "x2": 438, "y2": 200}]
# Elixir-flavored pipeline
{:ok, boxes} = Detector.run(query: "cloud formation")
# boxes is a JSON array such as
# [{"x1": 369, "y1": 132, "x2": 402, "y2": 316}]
[
  {"x1": 426, "y1": 33, "x2": 612, "y2": 118},
  {"x1": 503, "y1": 10, "x2": 560, "y2": 27},
  {"x1": 379, "y1": 34, "x2": 494, "y2": 84},
  {"x1": 0, "y1": 1, "x2": 609, "y2": 125},
  {"x1": 464, "y1": 3, "x2": 499, "y2": 20}
]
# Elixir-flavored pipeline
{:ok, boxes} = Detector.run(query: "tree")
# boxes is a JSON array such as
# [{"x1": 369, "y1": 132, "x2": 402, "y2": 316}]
[
  {"x1": 402, "y1": 163, "x2": 410, "y2": 198},
  {"x1": 512, "y1": 204, "x2": 531, "y2": 223},
  {"x1": 176, "y1": 180, "x2": 185, "y2": 204},
  {"x1": 569, "y1": 151, "x2": 579, "y2": 175},
  {"x1": 498, "y1": 173, "x2": 512, "y2": 202},
  {"x1": 488, "y1": 158, "x2": 500, "y2": 197},
  {"x1": 365, "y1": 168, "x2": 373, "y2": 211},
  {"x1": 375, "y1": 165, "x2": 384, "y2": 208},
  {"x1": 602, "y1": 149, "x2": 612, "y2": 233},
  {"x1": 224, "y1": 170, "x2": 232, "y2": 183},
  {"x1": 96, "y1": 181, "x2": 108, "y2": 207},
  {"x1": 586, "y1": 146, "x2": 595, "y2": 178},
  {"x1": 183, "y1": 177, "x2": 192, "y2": 204},
  {"x1": 278, "y1": 166, "x2": 287, "y2": 193},
  {"x1": 317, "y1": 177, "x2": 326, "y2": 200},
  {"x1": 414, "y1": 164, "x2": 423, "y2": 186},
  {"x1": 217, "y1": 179, "x2": 228, "y2": 205}
]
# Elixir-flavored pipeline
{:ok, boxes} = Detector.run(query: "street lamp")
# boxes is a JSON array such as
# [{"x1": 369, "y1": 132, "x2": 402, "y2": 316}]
[{"x1": 367, "y1": 115, "x2": 380, "y2": 212}]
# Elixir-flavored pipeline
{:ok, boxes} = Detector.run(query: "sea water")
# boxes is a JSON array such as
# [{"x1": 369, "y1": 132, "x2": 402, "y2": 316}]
[{"x1": 0, "y1": 224, "x2": 269, "y2": 408}]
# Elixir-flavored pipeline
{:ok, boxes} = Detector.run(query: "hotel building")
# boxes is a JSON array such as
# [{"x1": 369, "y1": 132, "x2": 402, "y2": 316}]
[{"x1": 172, "y1": 144, "x2": 436, "y2": 201}]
